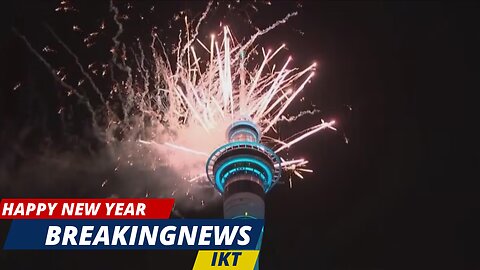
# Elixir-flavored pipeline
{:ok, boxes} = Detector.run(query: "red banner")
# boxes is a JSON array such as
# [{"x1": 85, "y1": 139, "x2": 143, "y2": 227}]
[{"x1": 0, "y1": 198, "x2": 174, "y2": 219}]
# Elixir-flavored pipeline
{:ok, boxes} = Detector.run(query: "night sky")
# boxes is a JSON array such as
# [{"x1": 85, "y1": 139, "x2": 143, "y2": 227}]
[{"x1": 0, "y1": 1, "x2": 478, "y2": 269}]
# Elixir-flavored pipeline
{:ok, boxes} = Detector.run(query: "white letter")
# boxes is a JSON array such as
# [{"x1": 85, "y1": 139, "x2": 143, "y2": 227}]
[
  {"x1": 198, "y1": 226, "x2": 213, "y2": 246},
  {"x1": 26, "y1": 203, "x2": 35, "y2": 215},
  {"x1": 129, "y1": 226, "x2": 138, "y2": 245},
  {"x1": 178, "y1": 226, "x2": 198, "y2": 245},
  {"x1": 215, "y1": 226, "x2": 238, "y2": 246},
  {"x1": 47, "y1": 203, "x2": 57, "y2": 216},
  {"x1": 105, "y1": 203, "x2": 115, "y2": 216},
  {"x1": 79, "y1": 226, "x2": 94, "y2": 245},
  {"x1": 2, "y1": 203, "x2": 13, "y2": 216},
  {"x1": 111, "y1": 226, "x2": 129, "y2": 245},
  {"x1": 36, "y1": 204, "x2": 46, "y2": 216},
  {"x1": 159, "y1": 226, "x2": 177, "y2": 245},
  {"x1": 237, "y1": 226, "x2": 251, "y2": 246},
  {"x1": 62, "y1": 203, "x2": 74, "y2": 216},
  {"x1": 114, "y1": 203, "x2": 124, "y2": 216},
  {"x1": 74, "y1": 203, "x2": 84, "y2": 216},
  {"x1": 92, "y1": 226, "x2": 109, "y2": 245},
  {"x1": 45, "y1": 226, "x2": 61, "y2": 245},
  {"x1": 13, "y1": 204, "x2": 24, "y2": 216},
  {"x1": 124, "y1": 203, "x2": 134, "y2": 216},
  {"x1": 139, "y1": 226, "x2": 158, "y2": 245},
  {"x1": 62, "y1": 226, "x2": 78, "y2": 245},
  {"x1": 136, "y1": 203, "x2": 146, "y2": 216}
]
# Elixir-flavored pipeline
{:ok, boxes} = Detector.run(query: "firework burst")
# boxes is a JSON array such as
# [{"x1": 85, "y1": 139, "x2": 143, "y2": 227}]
[{"x1": 15, "y1": 1, "x2": 336, "y2": 202}]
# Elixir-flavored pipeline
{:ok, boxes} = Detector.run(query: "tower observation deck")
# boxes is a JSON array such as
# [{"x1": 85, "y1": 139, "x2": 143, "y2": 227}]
[{"x1": 206, "y1": 119, "x2": 281, "y2": 219}]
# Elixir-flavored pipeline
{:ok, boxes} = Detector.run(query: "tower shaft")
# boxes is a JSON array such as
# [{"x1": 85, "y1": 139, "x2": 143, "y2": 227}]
[{"x1": 207, "y1": 120, "x2": 281, "y2": 270}]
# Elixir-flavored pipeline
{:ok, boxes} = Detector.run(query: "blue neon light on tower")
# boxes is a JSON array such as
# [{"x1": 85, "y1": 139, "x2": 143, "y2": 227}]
[{"x1": 206, "y1": 118, "x2": 282, "y2": 269}]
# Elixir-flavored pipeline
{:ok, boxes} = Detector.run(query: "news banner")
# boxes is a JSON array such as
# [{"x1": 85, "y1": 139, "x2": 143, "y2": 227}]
[{"x1": 0, "y1": 199, "x2": 263, "y2": 269}]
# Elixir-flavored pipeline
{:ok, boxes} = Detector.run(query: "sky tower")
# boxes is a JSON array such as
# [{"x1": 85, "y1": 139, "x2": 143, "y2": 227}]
[
  {"x1": 206, "y1": 118, "x2": 282, "y2": 219},
  {"x1": 206, "y1": 118, "x2": 282, "y2": 269}
]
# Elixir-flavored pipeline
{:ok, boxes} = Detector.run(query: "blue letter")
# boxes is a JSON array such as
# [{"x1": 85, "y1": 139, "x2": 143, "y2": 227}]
[
  {"x1": 218, "y1": 252, "x2": 230, "y2": 266},
  {"x1": 231, "y1": 252, "x2": 242, "y2": 266}
]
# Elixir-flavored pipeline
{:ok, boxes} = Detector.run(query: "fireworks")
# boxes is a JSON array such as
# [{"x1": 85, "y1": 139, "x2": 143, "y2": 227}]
[{"x1": 15, "y1": 1, "x2": 336, "y2": 201}]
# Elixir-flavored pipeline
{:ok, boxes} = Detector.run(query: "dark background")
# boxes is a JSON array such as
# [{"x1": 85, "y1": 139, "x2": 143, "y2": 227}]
[{"x1": 0, "y1": 1, "x2": 478, "y2": 269}]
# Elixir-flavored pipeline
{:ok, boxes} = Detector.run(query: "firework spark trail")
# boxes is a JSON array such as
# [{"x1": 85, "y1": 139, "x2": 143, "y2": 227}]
[
  {"x1": 187, "y1": 174, "x2": 207, "y2": 182},
  {"x1": 12, "y1": 28, "x2": 100, "y2": 134},
  {"x1": 277, "y1": 158, "x2": 307, "y2": 168},
  {"x1": 109, "y1": 0, "x2": 136, "y2": 126},
  {"x1": 44, "y1": 24, "x2": 110, "y2": 112},
  {"x1": 263, "y1": 70, "x2": 316, "y2": 133},
  {"x1": 109, "y1": 0, "x2": 127, "y2": 72},
  {"x1": 275, "y1": 120, "x2": 336, "y2": 153},
  {"x1": 278, "y1": 109, "x2": 322, "y2": 123},
  {"x1": 237, "y1": 11, "x2": 298, "y2": 62},
  {"x1": 177, "y1": 1, "x2": 212, "y2": 74}
]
